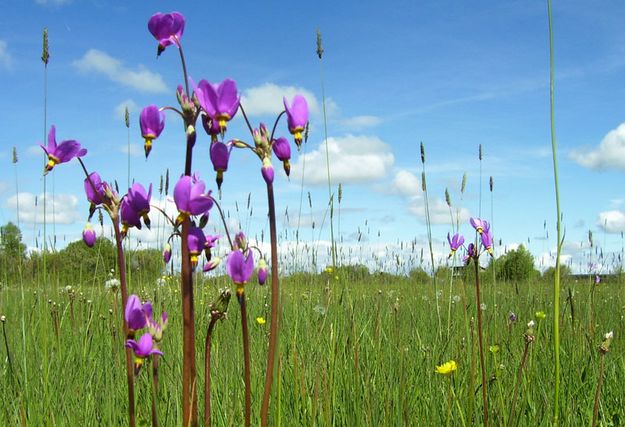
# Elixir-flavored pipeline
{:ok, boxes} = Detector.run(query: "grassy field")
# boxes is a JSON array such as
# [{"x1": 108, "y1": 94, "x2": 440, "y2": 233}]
[{"x1": 1, "y1": 273, "x2": 623, "y2": 425}]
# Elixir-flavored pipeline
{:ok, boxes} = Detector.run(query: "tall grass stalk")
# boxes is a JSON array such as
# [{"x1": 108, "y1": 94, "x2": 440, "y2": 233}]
[
  {"x1": 473, "y1": 257, "x2": 489, "y2": 426},
  {"x1": 316, "y1": 29, "x2": 337, "y2": 268},
  {"x1": 547, "y1": 0, "x2": 562, "y2": 422},
  {"x1": 420, "y1": 142, "x2": 441, "y2": 338},
  {"x1": 41, "y1": 27, "x2": 49, "y2": 285}
]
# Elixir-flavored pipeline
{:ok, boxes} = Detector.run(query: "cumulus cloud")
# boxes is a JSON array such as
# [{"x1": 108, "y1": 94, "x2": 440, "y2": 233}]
[
  {"x1": 5, "y1": 193, "x2": 82, "y2": 224},
  {"x1": 597, "y1": 210, "x2": 625, "y2": 233},
  {"x1": 570, "y1": 123, "x2": 625, "y2": 170},
  {"x1": 73, "y1": 49, "x2": 167, "y2": 93},
  {"x1": 241, "y1": 83, "x2": 321, "y2": 116},
  {"x1": 0, "y1": 40, "x2": 12, "y2": 70},
  {"x1": 114, "y1": 99, "x2": 138, "y2": 121},
  {"x1": 390, "y1": 169, "x2": 470, "y2": 225},
  {"x1": 290, "y1": 134, "x2": 394, "y2": 185},
  {"x1": 340, "y1": 115, "x2": 382, "y2": 129}
]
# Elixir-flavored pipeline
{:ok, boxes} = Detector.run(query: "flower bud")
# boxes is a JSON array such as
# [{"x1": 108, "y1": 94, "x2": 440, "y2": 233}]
[
  {"x1": 163, "y1": 243, "x2": 172, "y2": 264},
  {"x1": 257, "y1": 259, "x2": 268, "y2": 285},
  {"x1": 261, "y1": 158, "x2": 274, "y2": 185},
  {"x1": 83, "y1": 223, "x2": 96, "y2": 247}
]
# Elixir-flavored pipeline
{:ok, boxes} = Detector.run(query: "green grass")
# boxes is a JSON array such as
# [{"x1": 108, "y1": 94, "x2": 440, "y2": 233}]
[{"x1": 1, "y1": 275, "x2": 624, "y2": 425}]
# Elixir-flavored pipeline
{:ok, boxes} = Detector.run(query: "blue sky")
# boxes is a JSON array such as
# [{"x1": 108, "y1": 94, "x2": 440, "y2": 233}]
[{"x1": 1, "y1": 0, "x2": 624, "y2": 274}]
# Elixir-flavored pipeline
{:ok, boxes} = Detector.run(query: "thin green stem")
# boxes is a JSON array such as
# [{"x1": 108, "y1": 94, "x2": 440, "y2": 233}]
[
  {"x1": 508, "y1": 338, "x2": 531, "y2": 427},
  {"x1": 151, "y1": 355, "x2": 159, "y2": 427},
  {"x1": 238, "y1": 291, "x2": 251, "y2": 427},
  {"x1": 591, "y1": 353, "x2": 605, "y2": 427},
  {"x1": 547, "y1": 1, "x2": 562, "y2": 423},
  {"x1": 474, "y1": 258, "x2": 489, "y2": 426},
  {"x1": 204, "y1": 315, "x2": 219, "y2": 427}
]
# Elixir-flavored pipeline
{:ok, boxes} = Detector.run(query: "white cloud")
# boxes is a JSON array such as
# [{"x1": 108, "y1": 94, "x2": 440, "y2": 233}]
[
  {"x1": 120, "y1": 143, "x2": 142, "y2": 157},
  {"x1": 340, "y1": 115, "x2": 382, "y2": 129},
  {"x1": 390, "y1": 169, "x2": 470, "y2": 225},
  {"x1": 241, "y1": 83, "x2": 320, "y2": 116},
  {"x1": 0, "y1": 40, "x2": 13, "y2": 70},
  {"x1": 5, "y1": 192, "x2": 82, "y2": 224},
  {"x1": 114, "y1": 99, "x2": 138, "y2": 121},
  {"x1": 290, "y1": 134, "x2": 394, "y2": 185},
  {"x1": 73, "y1": 49, "x2": 167, "y2": 93},
  {"x1": 570, "y1": 123, "x2": 625, "y2": 170},
  {"x1": 597, "y1": 210, "x2": 625, "y2": 233}
]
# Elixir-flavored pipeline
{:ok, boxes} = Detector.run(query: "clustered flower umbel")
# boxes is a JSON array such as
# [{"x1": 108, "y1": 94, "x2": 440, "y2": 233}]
[
  {"x1": 445, "y1": 217, "x2": 494, "y2": 262},
  {"x1": 124, "y1": 294, "x2": 167, "y2": 375}
]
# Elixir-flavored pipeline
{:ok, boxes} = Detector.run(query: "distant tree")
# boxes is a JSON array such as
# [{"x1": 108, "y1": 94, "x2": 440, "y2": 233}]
[
  {"x1": 542, "y1": 264, "x2": 572, "y2": 283},
  {"x1": 496, "y1": 245, "x2": 538, "y2": 282},
  {"x1": 0, "y1": 222, "x2": 26, "y2": 279},
  {"x1": 57, "y1": 237, "x2": 117, "y2": 285}
]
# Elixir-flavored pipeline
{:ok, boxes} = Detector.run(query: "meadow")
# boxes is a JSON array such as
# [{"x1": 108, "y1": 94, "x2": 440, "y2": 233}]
[{"x1": 1, "y1": 271, "x2": 623, "y2": 425}]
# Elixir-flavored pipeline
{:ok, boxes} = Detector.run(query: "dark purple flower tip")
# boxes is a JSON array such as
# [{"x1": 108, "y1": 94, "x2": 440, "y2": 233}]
[
  {"x1": 261, "y1": 158, "x2": 274, "y2": 185},
  {"x1": 188, "y1": 225, "x2": 207, "y2": 270},
  {"x1": 508, "y1": 311, "x2": 517, "y2": 323},
  {"x1": 173, "y1": 174, "x2": 214, "y2": 220},
  {"x1": 447, "y1": 233, "x2": 465, "y2": 258},
  {"x1": 210, "y1": 141, "x2": 231, "y2": 172},
  {"x1": 205, "y1": 234, "x2": 220, "y2": 250},
  {"x1": 126, "y1": 332, "x2": 163, "y2": 358},
  {"x1": 163, "y1": 243, "x2": 172, "y2": 264},
  {"x1": 148, "y1": 12, "x2": 185, "y2": 55},
  {"x1": 464, "y1": 243, "x2": 476, "y2": 265},
  {"x1": 120, "y1": 198, "x2": 142, "y2": 235},
  {"x1": 82, "y1": 223, "x2": 96, "y2": 248},
  {"x1": 283, "y1": 95, "x2": 309, "y2": 146},
  {"x1": 40, "y1": 125, "x2": 87, "y2": 174},
  {"x1": 272, "y1": 136, "x2": 291, "y2": 162},
  {"x1": 196, "y1": 79, "x2": 240, "y2": 131},
  {"x1": 226, "y1": 248, "x2": 254, "y2": 286},
  {"x1": 469, "y1": 217, "x2": 490, "y2": 234},
  {"x1": 84, "y1": 172, "x2": 104, "y2": 206},
  {"x1": 201, "y1": 114, "x2": 221, "y2": 140},
  {"x1": 257, "y1": 258, "x2": 268, "y2": 285},
  {"x1": 140, "y1": 105, "x2": 165, "y2": 158},
  {"x1": 125, "y1": 294, "x2": 150, "y2": 331}
]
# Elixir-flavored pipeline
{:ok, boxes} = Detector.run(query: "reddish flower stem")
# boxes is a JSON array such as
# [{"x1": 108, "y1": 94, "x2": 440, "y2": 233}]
[
  {"x1": 474, "y1": 259, "x2": 489, "y2": 427},
  {"x1": 203, "y1": 315, "x2": 219, "y2": 427},
  {"x1": 260, "y1": 182, "x2": 280, "y2": 426},
  {"x1": 239, "y1": 291, "x2": 252, "y2": 427}
]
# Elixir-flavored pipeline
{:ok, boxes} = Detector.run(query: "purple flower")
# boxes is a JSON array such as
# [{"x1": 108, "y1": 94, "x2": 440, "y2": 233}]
[
  {"x1": 447, "y1": 233, "x2": 464, "y2": 258},
  {"x1": 508, "y1": 311, "x2": 517, "y2": 324},
  {"x1": 125, "y1": 294, "x2": 153, "y2": 331},
  {"x1": 210, "y1": 141, "x2": 232, "y2": 190},
  {"x1": 188, "y1": 225, "x2": 207, "y2": 270},
  {"x1": 84, "y1": 172, "x2": 108, "y2": 206},
  {"x1": 203, "y1": 257, "x2": 221, "y2": 273},
  {"x1": 126, "y1": 333, "x2": 163, "y2": 374},
  {"x1": 140, "y1": 105, "x2": 165, "y2": 158},
  {"x1": 147, "y1": 311, "x2": 168, "y2": 342},
  {"x1": 272, "y1": 136, "x2": 292, "y2": 176},
  {"x1": 120, "y1": 198, "x2": 142, "y2": 235},
  {"x1": 480, "y1": 229, "x2": 494, "y2": 257},
  {"x1": 226, "y1": 248, "x2": 255, "y2": 289},
  {"x1": 257, "y1": 258, "x2": 268, "y2": 285},
  {"x1": 163, "y1": 243, "x2": 172, "y2": 264},
  {"x1": 82, "y1": 223, "x2": 96, "y2": 248},
  {"x1": 234, "y1": 232, "x2": 247, "y2": 251},
  {"x1": 40, "y1": 125, "x2": 87, "y2": 174},
  {"x1": 469, "y1": 217, "x2": 490, "y2": 235},
  {"x1": 148, "y1": 12, "x2": 185, "y2": 56},
  {"x1": 463, "y1": 243, "x2": 476, "y2": 265},
  {"x1": 261, "y1": 158, "x2": 274, "y2": 185},
  {"x1": 283, "y1": 95, "x2": 308, "y2": 149},
  {"x1": 127, "y1": 182, "x2": 152, "y2": 225},
  {"x1": 173, "y1": 174, "x2": 214, "y2": 223},
  {"x1": 196, "y1": 79, "x2": 240, "y2": 131}
]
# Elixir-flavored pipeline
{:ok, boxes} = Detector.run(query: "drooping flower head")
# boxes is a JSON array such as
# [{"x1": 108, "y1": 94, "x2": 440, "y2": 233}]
[
  {"x1": 40, "y1": 125, "x2": 87, "y2": 174},
  {"x1": 125, "y1": 294, "x2": 153, "y2": 332},
  {"x1": 84, "y1": 172, "x2": 109, "y2": 207},
  {"x1": 126, "y1": 182, "x2": 152, "y2": 227},
  {"x1": 163, "y1": 243, "x2": 172, "y2": 264},
  {"x1": 147, "y1": 310, "x2": 168, "y2": 342},
  {"x1": 196, "y1": 79, "x2": 240, "y2": 132},
  {"x1": 210, "y1": 141, "x2": 232, "y2": 190},
  {"x1": 470, "y1": 217, "x2": 490, "y2": 235},
  {"x1": 283, "y1": 95, "x2": 308, "y2": 149},
  {"x1": 140, "y1": 105, "x2": 165, "y2": 158},
  {"x1": 226, "y1": 239, "x2": 254, "y2": 295},
  {"x1": 272, "y1": 136, "x2": 292, "y2": 176},
  {"x1": 480, "y1": 229, "x2": 494, "y2": 257},
  {"x1": 257, "y1": 258, "x2": 268, "y2": 285},
  {"x1": 187, "y1": 225, "x2": 207, "y2": 270},
  {"x1": 261, "y1": 157, "x2": 274, "y2": 185},
  {"x1": 201, "y1": 114, "x2": 221, "y2": 142},
  {"x1": 204, "y1": 234, "x2": 220, "y2": 261},
  {"x1": 173, "y1": 174, "x2": 214, "y2": 224},
  {"x1": 120, "y1": 198, "x2": 142, "y2": 236},
  {"x1": 126, "y1": 333, "x2": 163, "y2": 374},
  {"x1": 82, "y1": 223, "x2": 96, "y2": 248},
  {"x1": 463, "y1": 243, "x2": 476, "y2": 265},
  {"x1": 203, "y1": 257, "x2": 221, "y2": 273},
  {"x1": 148, "y1": 12, "x2": 185, "y2": 56},
  {"x1": 447, "y1": 233, "x2": 465, "y2": 258}
]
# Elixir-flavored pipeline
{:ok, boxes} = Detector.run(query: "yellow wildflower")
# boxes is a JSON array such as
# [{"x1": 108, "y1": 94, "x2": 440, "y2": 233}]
[
  {"x1": 256, "y1": 317, "x2": 266, "y2": 325},
  {"x1": 435, "y1": 360, "x2": 457, "y2": 375}
]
